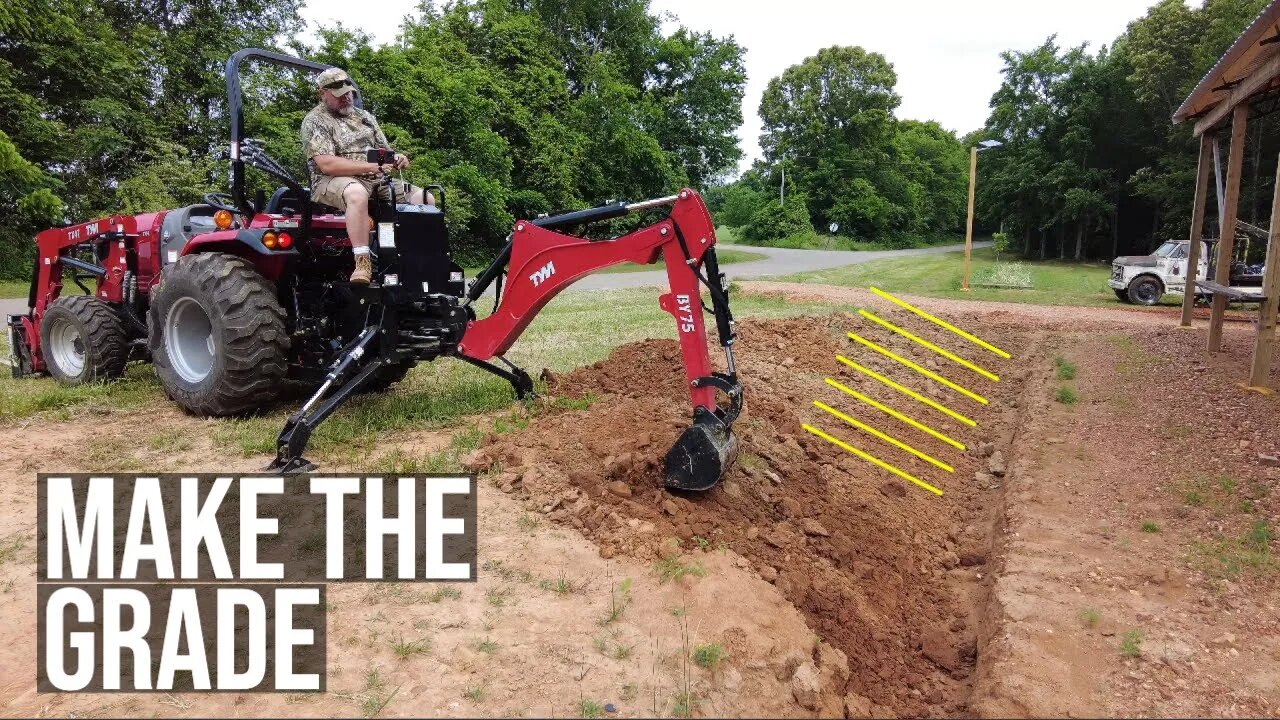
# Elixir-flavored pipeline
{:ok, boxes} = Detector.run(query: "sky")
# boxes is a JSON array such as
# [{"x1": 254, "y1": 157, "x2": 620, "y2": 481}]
[{"x1": 299, "y1": 0, "x2": 1168, "y2": 173}]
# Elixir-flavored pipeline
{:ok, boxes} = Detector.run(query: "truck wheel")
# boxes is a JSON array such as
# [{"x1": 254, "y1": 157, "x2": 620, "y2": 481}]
[
  {"x1": 1114, "y1": 289, "x2": 1132, "y2": 303},
  {"x1": 39, "y1": 296, "x2": 129, "y2": 384},
  {"x1": 1126, "y1": 276, "x2": 1163, "y2": 306},
  {"x1": 148, "y1": 252, "x2": 289, "y2": 416}
]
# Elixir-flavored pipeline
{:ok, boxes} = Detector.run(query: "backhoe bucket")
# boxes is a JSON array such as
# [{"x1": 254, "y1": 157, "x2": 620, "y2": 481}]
[{"x1": 664, "y1": 411, "x2": 739, "y2": 492}]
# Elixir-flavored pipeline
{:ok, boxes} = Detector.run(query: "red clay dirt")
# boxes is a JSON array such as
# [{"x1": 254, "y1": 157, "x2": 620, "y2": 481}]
[{"x1": 467, "y1": 313, "x2": 1041, "y2": 717}]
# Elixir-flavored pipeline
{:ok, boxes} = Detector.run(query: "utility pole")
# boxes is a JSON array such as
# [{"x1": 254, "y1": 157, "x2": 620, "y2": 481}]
[
  {"x1": 780, "y1": 166, "x2": 785, "y2": 206},
  {"x1": 962, "y1": 146, "x2": 978, "y2": 291}
]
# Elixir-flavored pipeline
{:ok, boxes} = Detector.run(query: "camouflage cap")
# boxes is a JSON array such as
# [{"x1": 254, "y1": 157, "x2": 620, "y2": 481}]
[{"x1": 315, "y1": 67, "x2": 354, "y2": 96}]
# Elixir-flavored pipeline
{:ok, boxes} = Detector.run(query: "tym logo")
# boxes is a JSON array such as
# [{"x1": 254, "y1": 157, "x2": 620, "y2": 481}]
[
  {"x1": 675, "y1": 294, "x2": 695, "y2": 333},
  {"x1": 529, "y1": 261, "x2": 556, "y2": 287}
]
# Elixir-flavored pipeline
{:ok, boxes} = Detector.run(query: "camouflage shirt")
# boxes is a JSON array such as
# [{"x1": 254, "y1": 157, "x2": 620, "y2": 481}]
[{"x1": 299, "y1": 103, "x2": 390, "y2": 184}]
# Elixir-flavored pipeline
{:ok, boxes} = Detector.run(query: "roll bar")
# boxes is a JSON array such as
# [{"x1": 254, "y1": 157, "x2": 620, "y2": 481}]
[{"x1": 224, "y1": 48, "x2": 363, "y2": 221}]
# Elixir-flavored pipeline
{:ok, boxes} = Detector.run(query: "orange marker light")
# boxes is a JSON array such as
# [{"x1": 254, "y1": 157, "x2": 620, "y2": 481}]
[
  {"x1": 263, "y1": 231, "x2": 278, "y2": 248},
  {"x1": 213, "y1": 209, "x2": 233, "y2": 230}
]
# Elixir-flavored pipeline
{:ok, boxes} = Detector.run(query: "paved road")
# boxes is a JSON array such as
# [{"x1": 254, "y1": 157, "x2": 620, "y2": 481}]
[
  {"x1": 0, "y1": 241, "x2": 988, "y2": 318},
  {"x1": 571, "y1": 240, "x2": 987, "y2": 290}
]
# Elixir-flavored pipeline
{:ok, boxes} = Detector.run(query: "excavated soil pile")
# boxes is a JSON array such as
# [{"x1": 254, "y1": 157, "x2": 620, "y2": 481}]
[{"x1": 467, "y1": 312, "x2": 1039, "y2": 716}]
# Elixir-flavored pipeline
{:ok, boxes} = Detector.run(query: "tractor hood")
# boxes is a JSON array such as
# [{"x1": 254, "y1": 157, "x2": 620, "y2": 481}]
[{"x1": 1112, "y1": 255, "x2": 1158, "y2": 267}]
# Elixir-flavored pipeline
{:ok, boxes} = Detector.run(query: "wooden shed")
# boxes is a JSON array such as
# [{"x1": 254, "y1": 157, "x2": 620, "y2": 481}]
[{"x1": 1174, "y1": 0, "x2": 1280, "y2": 390}]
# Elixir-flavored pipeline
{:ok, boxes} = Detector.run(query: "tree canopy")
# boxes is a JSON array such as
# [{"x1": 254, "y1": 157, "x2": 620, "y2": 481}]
[{"x1": 0, "y1": 0, "x2": 746, "y2": 273}]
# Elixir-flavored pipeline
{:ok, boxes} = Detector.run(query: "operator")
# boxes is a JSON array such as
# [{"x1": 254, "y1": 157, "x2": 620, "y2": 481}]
[{"x1": 300, "y1": 67, "x2": 435, "y2": 284}]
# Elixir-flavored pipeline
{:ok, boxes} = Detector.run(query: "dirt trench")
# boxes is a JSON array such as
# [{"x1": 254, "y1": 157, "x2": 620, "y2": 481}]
[{"x1": 466, "y1": 312, "x2": 1044, "y2": 716}]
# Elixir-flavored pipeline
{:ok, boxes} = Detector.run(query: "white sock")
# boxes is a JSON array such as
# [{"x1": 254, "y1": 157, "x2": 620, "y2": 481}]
[{"x1": 353, "y1": 246, "x2": 370, "y2": 256}]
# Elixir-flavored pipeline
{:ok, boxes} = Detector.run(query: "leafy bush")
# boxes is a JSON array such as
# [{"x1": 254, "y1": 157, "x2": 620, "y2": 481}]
[{"x1": 739, "y1": 192, "x2": 811, "y2": 244}]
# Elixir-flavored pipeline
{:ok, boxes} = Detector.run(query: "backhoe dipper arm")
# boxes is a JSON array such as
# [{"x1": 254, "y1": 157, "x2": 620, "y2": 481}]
[{"x1": 458, "y1": 189, "x2": 742, "y2": 491}]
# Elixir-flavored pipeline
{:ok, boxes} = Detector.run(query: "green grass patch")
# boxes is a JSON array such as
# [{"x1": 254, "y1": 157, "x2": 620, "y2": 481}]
[
  {"x1": 653, "y1": 554, "x2": 706, "y2": 584},
  {"x1": 1054, "y1": 386, "x2": 1078, "y2": 405},
  {"x1": 578, "y1": 698, "x2": 605, "y2": 719},
  {"x1": 785, "y1": 246, "x2": 1127, "y2": 307},
  {"x1": 1079, "y1": 607, "x2": 1101, "y2": 628},
  {"x1": 1120, "y1": 629, "x2": 1143, "y2": 657},
  {"x1": 692, "y1": 642, "x2": 727, "y2": 669},
  {"x1": 717, "y1": 225, "x2": 946, "y2": 251},
  {"x1": 1191, "y1": 520, "x2": 1276, "y2": 579},
  {"x1": 1054, "y1": 356, "x2": 1077, "y2": 380},
  {"x1": 1140, "y1": 521, "x2": 1161, "y2": 533}
]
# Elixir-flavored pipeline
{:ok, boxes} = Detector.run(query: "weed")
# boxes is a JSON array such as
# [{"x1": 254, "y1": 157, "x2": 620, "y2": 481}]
[
  {"x1": 475, "y1": 637, "x2": 498, "y2": 655},
  {"x1": 601, "y1": 576, "x2": 633, "y2": 625},
  {"x1": 485, "y1": 588, "x2": 511, "y2": 607},
  {"x1": 1218, "y1": 476, "x2": 1238, "y2": 494},
  {"x1": 517, "y1": 513, "x2": 540, "y2": 532},
  {"x1": 593, "y1": 635, "x2": 608, "y2": 653},
  {"x1": 1054, "y1": 386, "x2": 1078, "y2": 405},
  {"x1": 579, "y1": 698, "x2": 605, "y2": 719},
  {"x1": 1120, "y1": 629, "x2": 1143, "y2": 657},
  {"x1": 653, "y1": 555, "x2": 707, "y2": 584},
  {"x1": 540, "y1": 569, "x2": 578, "y2": 595},
  {"x1": 428, "y1": 585, "x2": 462, "y2": 603},
  {"x1": 671, "y1": 692, "x2": 698, "y2": 718},
  {"x1": 1079, "y1": 607, "x2": 1101, "y2": 628},
  {"x1": 0, "y1": 534, "x2": 26, "y2": 566},
  {"x1": 615, "y1": 643, "x2": 634, "y2": 660},
  {"x1": 463, "y1": 684, "x2": 485, "y2": 702},
  {"x1": 364, "y1": 667, "x2": 383, "y2": 692},
  {"x1": 693, "y1": 535, "x2": 710, "y2": 551},
  {"x1": 692, "y1": 642, "x2": 727, "y2": 669},
  {"x1": 388, "y1": 635, "x2": 429, "y2": 659},
  {"x1": 1140, "y1": 521, "x2": 1160, "y2": 534},
  {"x1": 1239, "y1": 499, "x2": 1256, "y2": 514},
  {"x1": 1054, "y1": 356, "x2": 1077, "y2": 380}
]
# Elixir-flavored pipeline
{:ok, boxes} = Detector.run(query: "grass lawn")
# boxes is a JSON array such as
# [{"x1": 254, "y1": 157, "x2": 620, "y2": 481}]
[
  {"x1": 0, "y1": 286, "x2": 846, "y2": 468},
  {"x1": 783, "y1": 246, "x2": 1145, "y2": 308}
]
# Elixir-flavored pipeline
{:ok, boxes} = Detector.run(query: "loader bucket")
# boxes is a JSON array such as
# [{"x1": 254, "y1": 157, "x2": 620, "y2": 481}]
[{"x1": 664, "y1": 411, "x2": 739, "y2": 492}]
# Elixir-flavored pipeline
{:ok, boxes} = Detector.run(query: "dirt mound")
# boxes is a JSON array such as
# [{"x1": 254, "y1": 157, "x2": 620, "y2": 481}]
[{"x1": 468, "y1": 314, "x2": 1038, "y2": 716}]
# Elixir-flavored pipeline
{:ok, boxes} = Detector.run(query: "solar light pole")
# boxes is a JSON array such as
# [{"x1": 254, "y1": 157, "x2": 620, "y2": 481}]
[{"x1": 962, "y1": 139, "x2": 1003, "y2": 291}]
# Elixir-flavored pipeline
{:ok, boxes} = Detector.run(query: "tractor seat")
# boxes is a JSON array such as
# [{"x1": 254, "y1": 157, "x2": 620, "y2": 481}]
[
  {"x1": 265, "y1": 186, "x2": 343, "y2": 216},
  {"x1": 159, "y1": 204, "x2": 221, "y2": 264}
]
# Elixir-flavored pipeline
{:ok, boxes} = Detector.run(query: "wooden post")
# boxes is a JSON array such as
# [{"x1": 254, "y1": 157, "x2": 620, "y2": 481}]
[
  {"x1": 1181, "y1": 133, "x2": 1214, "y2": 326},
  {"x1": 1248, "y1": 152, "x2": 1280, "y2": 388},
  {"x1": 1208, "y1": 104, "x2": 1249, "y2": 353},
  {"x1": 962, "y1": 146, "x2": 978, "y2": 291}
]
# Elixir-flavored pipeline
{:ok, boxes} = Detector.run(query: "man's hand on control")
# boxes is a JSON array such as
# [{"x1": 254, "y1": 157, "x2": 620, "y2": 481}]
[{"x1": 394, "y1": 153, "x2": 410, "y2": 169}]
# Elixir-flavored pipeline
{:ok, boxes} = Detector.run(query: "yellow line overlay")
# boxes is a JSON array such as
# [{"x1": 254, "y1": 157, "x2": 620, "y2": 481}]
[
  {"x1": 859, "y1": 310, "x2": 999, "y2": 382},
  {"x1": 825, "y1": 376, "x2": 967, "y2": 449},
  {"x1": 847, "y1": 332, "x2": 989, "y2": 405},
  {"x1": 814, "y1": 401, "x2": 954, "y2": 472},
  {"x1": 870, "y1": 286, "x2": 1011, "y2": 359},
  {"x1": 834, "y1": 358, "x2": 976, "y2": 428},
  {"x1": 803, "y1": 424, "x2": 943, "y2": 496}
]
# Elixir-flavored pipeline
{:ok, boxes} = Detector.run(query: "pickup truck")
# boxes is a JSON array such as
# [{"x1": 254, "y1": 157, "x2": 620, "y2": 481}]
[{"x1": 1110, "y1": 238, "x2": 1263, "y2": 305}]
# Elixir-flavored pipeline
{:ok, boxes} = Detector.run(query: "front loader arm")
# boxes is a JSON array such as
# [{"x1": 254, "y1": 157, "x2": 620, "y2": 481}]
[{"x1": 458, "y1": 189, "x2": 742, "y2": 491}]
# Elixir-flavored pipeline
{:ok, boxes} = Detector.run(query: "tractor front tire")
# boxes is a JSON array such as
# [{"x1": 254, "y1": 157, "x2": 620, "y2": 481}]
[
  {"x1": 39, "y1": 296, "x2": 129, "y2": 385},
  {"x1": 149, "y1": 252, "x2": 289, "y2": 416},
  {"x1": 1127, "y1": 275, "x2": 1164, "y2": 306}
]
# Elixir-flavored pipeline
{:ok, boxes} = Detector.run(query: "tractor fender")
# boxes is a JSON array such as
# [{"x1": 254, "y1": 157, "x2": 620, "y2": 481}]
[
  {"x1": 182, "y1": 228, "x2": 300, "y2": 258},
  {"x1": 180, "y1": 229, "x2": 296, "y2": 281}
]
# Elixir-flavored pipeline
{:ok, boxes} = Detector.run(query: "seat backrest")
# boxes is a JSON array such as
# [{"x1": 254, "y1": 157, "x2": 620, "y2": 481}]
[{"x1": 159, "y1": 205, "x2": 220, "y2": 264}]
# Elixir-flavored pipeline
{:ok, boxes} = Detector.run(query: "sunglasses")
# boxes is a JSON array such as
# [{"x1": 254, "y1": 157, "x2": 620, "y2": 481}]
[{"x1": 324, "y1": 79, "x2": 353, "y2": 90}]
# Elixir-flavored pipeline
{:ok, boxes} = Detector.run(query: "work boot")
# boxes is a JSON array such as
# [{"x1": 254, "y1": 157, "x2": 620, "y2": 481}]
[{"x1": 350, "y1": 254, "x2": 373, "y2": 284}]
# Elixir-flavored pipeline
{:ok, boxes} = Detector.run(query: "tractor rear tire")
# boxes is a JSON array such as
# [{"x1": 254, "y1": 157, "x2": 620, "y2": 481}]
[
  {"x1": 148, "y1": 252, "x2": 289, "y2": 416},
  {"x1": 39, "y1": 296, "x2": 129, "y2": 384}
]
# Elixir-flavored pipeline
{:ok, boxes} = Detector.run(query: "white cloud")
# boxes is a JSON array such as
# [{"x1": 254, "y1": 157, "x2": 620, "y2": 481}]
[{"x1": 299, "y1": 0, "x2": 1165, "y2": 173}]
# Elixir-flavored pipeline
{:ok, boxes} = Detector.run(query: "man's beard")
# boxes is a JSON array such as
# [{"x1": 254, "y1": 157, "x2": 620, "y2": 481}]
[{"x1": 330, "y1": 103, "x2": 353, "y2": 117}]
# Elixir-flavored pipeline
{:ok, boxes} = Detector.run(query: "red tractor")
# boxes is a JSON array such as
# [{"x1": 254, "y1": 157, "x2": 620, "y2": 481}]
[{"x1": 6, "y1": 49, "x2": 742, "y2": 491}]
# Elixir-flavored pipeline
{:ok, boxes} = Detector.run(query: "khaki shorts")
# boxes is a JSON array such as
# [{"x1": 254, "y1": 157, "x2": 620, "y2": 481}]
[{"x1": 311, "y1": 175, "x2": 421, "y2": 210}]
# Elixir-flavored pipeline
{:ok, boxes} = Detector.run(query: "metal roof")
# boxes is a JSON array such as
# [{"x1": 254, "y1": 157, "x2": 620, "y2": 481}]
[{"x1": 1173, "y1": 0, "x2": 1280, "y2": 125}]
